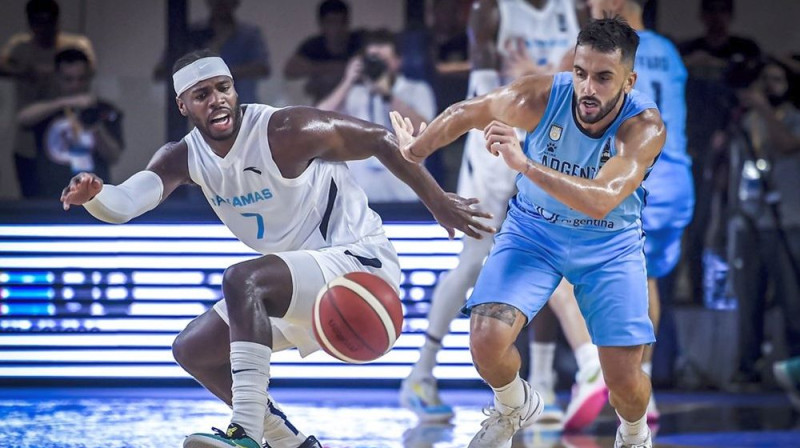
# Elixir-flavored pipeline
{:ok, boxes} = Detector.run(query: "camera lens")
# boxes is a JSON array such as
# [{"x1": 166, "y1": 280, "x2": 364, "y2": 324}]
[{"x1": 363, "y1": 55, "x2": 387, "y2": 81}]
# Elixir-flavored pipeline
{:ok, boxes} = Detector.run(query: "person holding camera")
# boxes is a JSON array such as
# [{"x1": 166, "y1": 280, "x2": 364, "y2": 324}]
[
  {"x1": 316, "y1": 29, "x2": 436, "y2": 203},
  {"x1": 17, "y1": 48, "x2": 123, "y2": 198},
  {"x1": 729, "y1": 59, "x2": 800, "y2": 388}
]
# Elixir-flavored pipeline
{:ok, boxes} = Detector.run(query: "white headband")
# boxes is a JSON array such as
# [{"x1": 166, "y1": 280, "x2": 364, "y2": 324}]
[{"x1": 172, "y1": 57, "x2": 232, "y2": 97}]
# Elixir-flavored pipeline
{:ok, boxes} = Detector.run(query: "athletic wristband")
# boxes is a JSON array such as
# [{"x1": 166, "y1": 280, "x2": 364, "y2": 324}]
[{"x1": 84, "y1": 170, "x2": 164, "y2": 224}]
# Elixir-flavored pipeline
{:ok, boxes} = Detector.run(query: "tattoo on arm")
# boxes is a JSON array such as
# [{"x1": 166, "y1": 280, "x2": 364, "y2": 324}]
[{"x1": 472, "y1": 303, "x2": 519, "y2": 326}]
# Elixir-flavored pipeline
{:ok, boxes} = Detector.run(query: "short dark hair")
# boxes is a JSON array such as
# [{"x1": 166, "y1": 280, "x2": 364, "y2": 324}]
[
  {"x1": 701, "y1": 0, "x2": 733, "y2": 14},
  {"x1": 171, "y1": 49, "x2": 219, "y2": 75},
  {"x1": 55, "y1": 48, "x2": 90, "y2": 70},
  {"x1": 26, "y1": 0, "x2": 59, "y2": 22},
  {"x1": 576, "y1": 17, "x2": 639, "y2": 68},
  {"x1": 318, "y1": 0, "x2": 349, "y2": 21},
  {"x1": 364, "y1": 29, "x2": 401, "y2": 55}
]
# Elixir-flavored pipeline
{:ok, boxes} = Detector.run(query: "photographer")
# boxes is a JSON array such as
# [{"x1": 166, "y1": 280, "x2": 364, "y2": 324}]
[
  {"x1": 17, "y1": 48, "x2": 123, "y2": 198},
  {"x1": 728, "y1": 58, "x2": 800, "y2": 388},
  {"x1": 317, "y1": 29, "x2": 435, "y2": 203}
]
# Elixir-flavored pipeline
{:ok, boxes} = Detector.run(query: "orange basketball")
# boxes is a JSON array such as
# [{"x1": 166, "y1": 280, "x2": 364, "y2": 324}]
[{"x1": 312, "y1": 272, "x2": 403, "y2": 363}]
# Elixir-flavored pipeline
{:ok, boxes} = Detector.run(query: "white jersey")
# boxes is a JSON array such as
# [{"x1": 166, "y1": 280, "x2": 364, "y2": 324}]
[
  {"x1": 459, "y1": 0, "x2": 580, "y2": 207},
  {"x1": 185, "y1": 104, "x2": 385, "y2": 255},
  {"x1": 497, "y1": 0, "x2": 580, "y2": 74}
]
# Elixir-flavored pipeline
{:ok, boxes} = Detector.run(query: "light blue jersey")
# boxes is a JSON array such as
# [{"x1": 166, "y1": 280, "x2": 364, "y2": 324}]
[
  {"x1": 634, "y1": 31, "x2": 689, "y2": 166},
  {"x1": 636, "y1": 30, "x2": 695, "y2": 277},
  {"x1": 464, "y1": 71, "x2": 659, "y2": 346},
  {"x1": 517, "y1": 72, "x2": 658, "y2": 232}
]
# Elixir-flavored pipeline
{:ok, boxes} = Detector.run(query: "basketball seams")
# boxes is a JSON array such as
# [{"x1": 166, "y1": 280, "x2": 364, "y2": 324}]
[
  {"x1": 328, "y1": 276, "x2": 398, "y2": 347},
  {"x1": 313, "y1": 286, "x2": 367, "y2": 364},
  {"x1": 327, "y1": 285, "x2": 384, "y2": 356},
  {"x1": 313, "y1": 285, "x2": 363, "y2": 364}
]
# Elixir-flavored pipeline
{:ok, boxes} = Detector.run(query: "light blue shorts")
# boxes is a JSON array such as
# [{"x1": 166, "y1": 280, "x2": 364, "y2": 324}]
[
  {"x1": 465, "y1": 200, "x2": 655, "y2": 347},
  {"x1": 642, "y1": 159, "x2": 694, "y2": 278},
  {"x1": 643, "y1": 225, "x2": 685, "y2": 278}
]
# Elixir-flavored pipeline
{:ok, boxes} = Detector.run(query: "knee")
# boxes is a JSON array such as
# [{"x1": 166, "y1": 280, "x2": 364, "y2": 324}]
[
  {"x1": 222, "y1": 261, "x2": 265, "y2": 309},
  {"x1": 172, "y1": 330, "x2": 195, "y2": 370},
  {"x1": 469, "y1": 319, "x2": 516, "y2": 365},
  {"x1": 222, "y1": 262, "x2": 250, "y2": 303},
  {"x1": 603, "y1": 366, "x2": 644, "y2": 395},
  {"x1": 222, "y1": 259, "x2": 288, "y2": 316}
]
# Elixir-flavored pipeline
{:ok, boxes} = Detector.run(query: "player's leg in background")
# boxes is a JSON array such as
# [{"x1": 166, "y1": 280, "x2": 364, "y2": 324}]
[
  {"x1": 524, "y1": 305, "x2": 564, "y2": 423},
  {"x1": 401, "y1": 128, "x2": 515, "y2": 422},
  {"x1": 401, "y1": 231, "x2": 495, "y2": 422},
  {"x1": 641, "y1": 277, "x2": 660, "y2": 420},
  {"x1": 547, "y1": 280, "x2": 607, "y2": 432}
]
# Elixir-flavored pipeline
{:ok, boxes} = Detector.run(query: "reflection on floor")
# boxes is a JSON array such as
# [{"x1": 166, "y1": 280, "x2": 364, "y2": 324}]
[{"x1": 0, "y1": 387, "x2": 798, "y2": 447}]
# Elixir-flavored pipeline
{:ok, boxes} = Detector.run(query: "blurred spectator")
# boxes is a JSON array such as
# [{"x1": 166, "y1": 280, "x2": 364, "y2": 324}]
[
  {"x1": 679, "y1": 0, "x2": 760, "y2": 78},
  {"x1": 316, "y1": 29, "x2": 435, "y2": 203},
  {"x1": 283, "y1": 0, "x2": 364, "y2": 103},
  {"x1": 17, "y1": 49, "x2": 123, "y2": 199},
  {"x1": 429, "y1": 0, "x2": 471, "y2": 76},
  {"x1": 426, "y1": 0, "x2": 472, "y2": 191},
  {"x1": 154, "y1": 0, "x2": 270, "y2": 104},
  {"x1": 678, "y1": 0, "x2": 761, "y2": 303},
  {"x1": 0, "y1": 0, "x2": 95, "y2": 198},
  {"x1": 728, "y1": 59, "x2": 800, "y2": 387}
]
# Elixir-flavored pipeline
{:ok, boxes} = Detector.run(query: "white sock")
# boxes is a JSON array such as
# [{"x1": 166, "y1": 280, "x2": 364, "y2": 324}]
[
  {"x1": 492, "y1": 373, "x2": 525, "y2": 412},
  {"x1": 530, "y1": 342, "x2": 556, "y2": 387},
  {"x1": 263, "y1": 396, "x2": 307, "y2": 447},
  {"x1": 617, "y1": 410, "x2": 648, "y2": 444},
  {"x1": 410, "y1": 335, "x2": 442, "y2": 380},
  {"x1": 575, "y1": 343, "x2": 599, "y2": 372},
  {"x1": 642, "y1": 361, "x2": 652, "y2": 377},
  {"x1": 230, "y1": 341, "x2": 271, "y2": 440}
]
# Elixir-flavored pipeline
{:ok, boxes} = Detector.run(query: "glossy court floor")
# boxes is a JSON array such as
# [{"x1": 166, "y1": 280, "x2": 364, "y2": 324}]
[{"x1": 0, "y1": 387, "x2": 798, "y2": 448}]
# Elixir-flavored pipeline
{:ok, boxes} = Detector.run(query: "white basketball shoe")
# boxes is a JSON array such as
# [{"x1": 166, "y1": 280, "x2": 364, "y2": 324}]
[
  {"x1": 468, "y1": 380, "x2": 544, "y2": 448},
  {"x1": 614, "y1": 426, "x2": 652, "y2": 448}
]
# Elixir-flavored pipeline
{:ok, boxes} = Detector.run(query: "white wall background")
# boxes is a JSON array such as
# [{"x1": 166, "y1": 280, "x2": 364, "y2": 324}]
[{"x1": 0, "y1": 0, "x2": 796, "y2": 199}]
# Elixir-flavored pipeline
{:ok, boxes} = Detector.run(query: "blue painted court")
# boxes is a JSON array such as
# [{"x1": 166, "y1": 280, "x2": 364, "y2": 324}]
[{"x1": 1, "y1": 387, "x2": 797, "y2": 447}]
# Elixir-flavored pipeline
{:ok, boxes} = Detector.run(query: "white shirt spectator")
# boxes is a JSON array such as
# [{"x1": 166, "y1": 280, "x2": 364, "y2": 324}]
[{"x1": 341, "y1": 75, "x2": 436, "y2": 203}]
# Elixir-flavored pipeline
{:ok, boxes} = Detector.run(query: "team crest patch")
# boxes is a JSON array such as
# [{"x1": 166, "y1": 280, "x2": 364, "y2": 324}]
[{"x1": 549, "y1": 125, "x2": 563, "y2": 141}]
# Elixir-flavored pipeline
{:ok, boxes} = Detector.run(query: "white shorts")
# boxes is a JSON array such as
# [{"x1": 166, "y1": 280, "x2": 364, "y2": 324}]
[
  {"x1": 213, "y1": 235, "x2": 401, "y2": 357},
  {"x1": 457, "y1": 129, "x2": 519, "y2": 229}
]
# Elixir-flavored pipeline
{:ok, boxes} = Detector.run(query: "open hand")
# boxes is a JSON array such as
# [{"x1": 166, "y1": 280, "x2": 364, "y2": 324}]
[
  {"x1": 503, "y1": 37, "x2": 552, "y2": 80},
  {"x1": 60, "y1": 172, "x2": 103, "y2": 210},
  {"x1": 389, "y1": 110, "x2": 427, "y2": 164},
  {"x1": 484, "y1": 121, "x2": 528, "y2": 172},
  {"x1": 430, "y1": 193, "x2": 496, "y2": 240}
]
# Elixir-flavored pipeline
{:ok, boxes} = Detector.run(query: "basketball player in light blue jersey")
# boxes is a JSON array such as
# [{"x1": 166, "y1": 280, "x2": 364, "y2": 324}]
[
  {"x1": 392, "y1": 17, "x2": 662, "y2": 448},
  {"x1": 582, "y1": 0, "x2": 695, "y2": 422},
  {"x1": 399, "y1": 0, "x2": 586, "y2": 425}
]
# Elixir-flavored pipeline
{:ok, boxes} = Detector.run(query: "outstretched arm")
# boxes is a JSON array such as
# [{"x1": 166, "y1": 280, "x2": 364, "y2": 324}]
[
  {"x1": 484, "y1": 110, "x2": 666, "y2": 219},
  {"x1": 396, "y1": 75, "x2": 551, "y2": 163},
  {"x1": 60, "y1": 141, "x2": 191, "y2": 223},
  {"x1": 268, "y1": 106, "x2": 494, "y2": 238}
]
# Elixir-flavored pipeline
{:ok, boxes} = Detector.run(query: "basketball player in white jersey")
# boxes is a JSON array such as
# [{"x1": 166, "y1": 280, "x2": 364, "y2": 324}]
[
  {"x1": 399, "y1": 0, "x2": 587, "y2": 424},
  {"x1": 60, "y1": 49, "x2": 493, "y2": 448}
]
